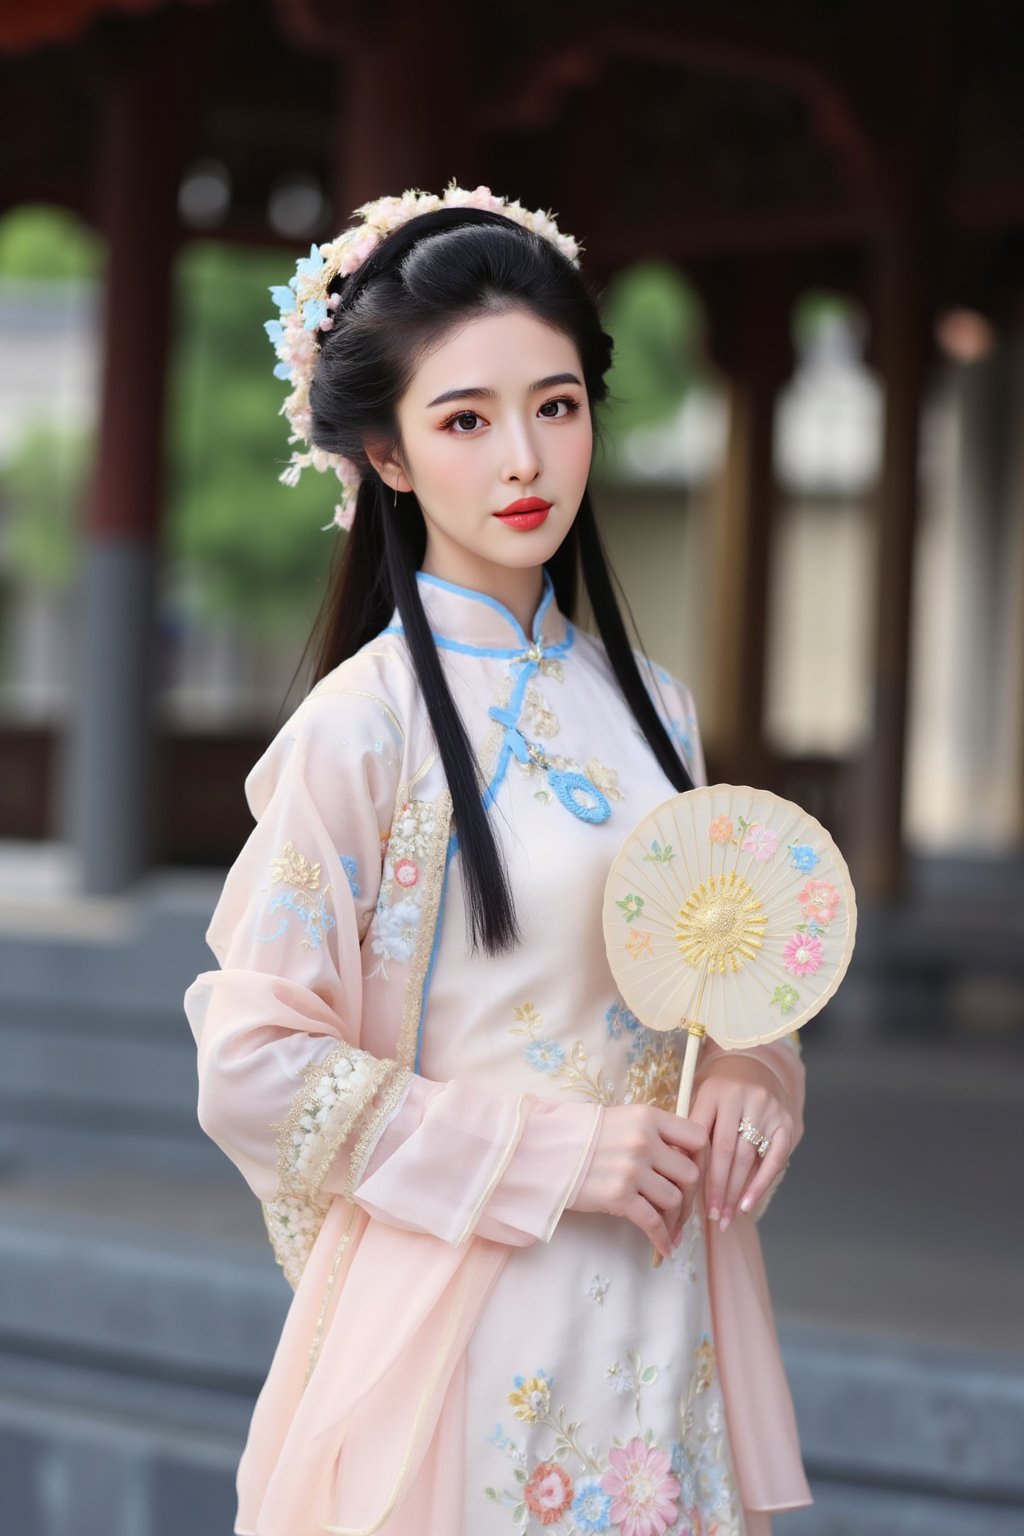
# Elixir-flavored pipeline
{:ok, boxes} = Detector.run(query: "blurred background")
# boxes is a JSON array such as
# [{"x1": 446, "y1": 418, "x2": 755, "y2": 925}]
[{"x1": 0, "y1": 1, "x2": 1022, "y2": 1532}]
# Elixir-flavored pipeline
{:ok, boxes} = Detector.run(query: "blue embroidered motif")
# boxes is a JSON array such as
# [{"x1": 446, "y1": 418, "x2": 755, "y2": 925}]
[
  {"x1": 264, "y1": 888, "x2": 336, "y2": 951},
  {"x1": 340, "y1": 853, "x2": 361, "y2": 898},
  {"x1": 487, "y1": 707, "x2": 610, "y2": 824}
]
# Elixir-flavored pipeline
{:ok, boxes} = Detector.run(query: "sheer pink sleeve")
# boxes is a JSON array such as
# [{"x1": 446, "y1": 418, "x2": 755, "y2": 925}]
[{"x1": 183, "y1": 687, "x2": 601, "y2": 1269}]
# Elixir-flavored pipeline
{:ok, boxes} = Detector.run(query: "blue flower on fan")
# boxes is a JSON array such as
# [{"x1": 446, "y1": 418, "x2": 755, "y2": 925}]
[{"x1": 788, "y1": 843, "x2": 821, "y2": 872}]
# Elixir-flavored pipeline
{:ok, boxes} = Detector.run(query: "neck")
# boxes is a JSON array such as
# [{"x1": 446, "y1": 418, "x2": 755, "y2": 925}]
[{"x1": 418, "y1": 548, "x2": 545, "y2": 639}]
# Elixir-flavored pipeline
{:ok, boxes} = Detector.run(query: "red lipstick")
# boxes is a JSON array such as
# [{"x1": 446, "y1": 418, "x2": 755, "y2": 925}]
[{"x1": 494, "y1": 497, "x2": 551, "y2": 531}]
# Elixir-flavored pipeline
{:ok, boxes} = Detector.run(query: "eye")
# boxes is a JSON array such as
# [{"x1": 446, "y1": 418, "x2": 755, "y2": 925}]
[
  {"x1": 538, "y1": 396, "x2": 581, "y2": 420},
  {"x1": 444, "y1": 409, "x2": 484, "y2": 434},
  {"x1": 440, "y1": 395, "x2": 582, "y2": 435}
]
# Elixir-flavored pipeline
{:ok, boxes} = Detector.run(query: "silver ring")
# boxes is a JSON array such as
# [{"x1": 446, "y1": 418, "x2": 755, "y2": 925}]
[{"x1": 738, "y1": 1116, "x2": 771, "y2": 1158}]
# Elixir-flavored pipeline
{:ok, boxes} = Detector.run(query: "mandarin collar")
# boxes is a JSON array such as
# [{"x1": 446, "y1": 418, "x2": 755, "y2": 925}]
[{"x1": 384, "y1": 567, "x2": 572, "y2": 659}]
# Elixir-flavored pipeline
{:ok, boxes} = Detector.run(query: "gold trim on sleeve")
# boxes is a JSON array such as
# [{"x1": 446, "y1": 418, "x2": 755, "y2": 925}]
[{"x1": 344, "y1": 1063, "x2": 415, "y2": 1198}]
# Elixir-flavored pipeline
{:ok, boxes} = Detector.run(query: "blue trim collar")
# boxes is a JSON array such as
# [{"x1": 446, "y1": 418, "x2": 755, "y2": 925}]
[{"x1": 383, "y1": 567, "x2": 572, "y2": 658}]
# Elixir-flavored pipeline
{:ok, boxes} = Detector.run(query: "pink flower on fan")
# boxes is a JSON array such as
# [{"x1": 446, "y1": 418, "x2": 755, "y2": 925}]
[
  {"x1": 600, "y1": 1437, "x2": 680, "y2": 1536},
  {"x1": 524, "y1": 1461, "x2": 574, "y2": 1524},
  {"x1": 798, "y1": 879, "x2": 839, "y2": 925},
  {"x1": 784, "y1": 931, "x2": 824, "y2": 978},
  {"x1": 742, "y1": 823, "x2": 779, "y2": 861}
]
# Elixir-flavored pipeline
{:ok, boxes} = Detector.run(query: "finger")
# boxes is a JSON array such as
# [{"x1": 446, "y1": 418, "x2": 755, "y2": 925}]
[
  {"x1": 650, "y1": 1141, "x2": 702, "y2": 1195},
  {"x1": 638, "y1": 1168, "x2": 686, "y2": 1231},
  {"x1": 737, "y1": 1123, "x2": 793, "y2": 1216},
  {"x1": 628, "y1": 1193, "x2": 673, "y2": 1258},
  {"x1": 652, "y1": 1109, "x2": 710, "y2": 1160},
  {"x1": 705, "y1": 1095, "x2": 744, "y2": 1220},
  {"x1": 720, "y1": 1134, "x2": 760, "y2": 1228}
]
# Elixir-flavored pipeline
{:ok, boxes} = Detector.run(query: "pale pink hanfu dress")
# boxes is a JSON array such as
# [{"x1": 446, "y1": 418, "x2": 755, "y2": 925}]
[{"x1": 184, "y1": 568, "x2": 813, "y2": 1536}]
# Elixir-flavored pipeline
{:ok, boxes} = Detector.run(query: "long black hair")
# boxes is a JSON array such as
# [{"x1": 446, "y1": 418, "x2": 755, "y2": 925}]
[{"x1": 286, "y1": 206, "x2": 694, "y2": 955}]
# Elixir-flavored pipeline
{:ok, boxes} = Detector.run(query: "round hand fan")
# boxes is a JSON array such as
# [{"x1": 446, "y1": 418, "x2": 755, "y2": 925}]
[{"x1": 602, "y1": 784, "x2": 857, "y2": 1125}]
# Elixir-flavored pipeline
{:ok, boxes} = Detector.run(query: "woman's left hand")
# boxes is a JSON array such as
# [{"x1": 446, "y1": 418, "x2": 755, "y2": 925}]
[{"x1": 687, "y1": 1055, "x2": 793, "y2": 1233}]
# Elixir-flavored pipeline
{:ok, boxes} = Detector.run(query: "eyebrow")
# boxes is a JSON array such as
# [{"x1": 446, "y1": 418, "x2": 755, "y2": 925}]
[{"x1": 425, "y1": 372, "x2": 583, "y2": 408}]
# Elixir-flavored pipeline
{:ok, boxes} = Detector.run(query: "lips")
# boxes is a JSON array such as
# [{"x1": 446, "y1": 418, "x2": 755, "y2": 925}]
[{"x1": 496, "y1": 497, "x2": 551, "y2": 515}]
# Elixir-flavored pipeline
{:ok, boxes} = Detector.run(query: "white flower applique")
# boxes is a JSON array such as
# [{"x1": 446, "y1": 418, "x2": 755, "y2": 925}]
[{"x1": 366, "y1": 795, "x2": 435, "y2": 980}]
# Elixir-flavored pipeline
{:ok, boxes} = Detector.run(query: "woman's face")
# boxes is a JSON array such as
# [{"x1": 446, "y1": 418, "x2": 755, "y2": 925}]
[{"x1": 374, "y1": 306, "x2": 593, "y2": 595}]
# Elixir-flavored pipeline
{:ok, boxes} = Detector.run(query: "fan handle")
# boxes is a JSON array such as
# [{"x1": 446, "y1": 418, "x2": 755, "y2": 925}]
[{"x1": 652, "y1": 1021, "x2": 707, "y2": 1267}]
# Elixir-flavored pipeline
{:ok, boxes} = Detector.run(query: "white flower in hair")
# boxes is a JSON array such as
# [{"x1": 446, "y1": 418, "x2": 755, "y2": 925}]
[{"x1": 265, "y1": 178, "x2": 584, "y2": 532}]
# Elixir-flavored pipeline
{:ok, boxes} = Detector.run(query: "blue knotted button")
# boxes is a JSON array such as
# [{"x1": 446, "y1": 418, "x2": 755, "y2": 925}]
[{"x1": 548, "y1": 768, "x2": 611, "y2": 824}]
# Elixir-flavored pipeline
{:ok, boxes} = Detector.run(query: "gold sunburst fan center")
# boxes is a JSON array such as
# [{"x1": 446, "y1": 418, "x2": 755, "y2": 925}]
[{"x1": 675, "y1": 871, "x2": 766, "y2": 974}]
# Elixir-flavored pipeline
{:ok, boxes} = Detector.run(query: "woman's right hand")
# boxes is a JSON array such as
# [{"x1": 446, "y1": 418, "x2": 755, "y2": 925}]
[{"x1": 567, "y1": 1105, "x2": 709, "y2": 1259}]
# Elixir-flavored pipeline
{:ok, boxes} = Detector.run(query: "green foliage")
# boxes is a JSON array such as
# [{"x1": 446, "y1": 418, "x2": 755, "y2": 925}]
[
  {"x1": 0, "y1": 423, "x2": 86, "y2": 590},
  {"x1": 0, "y1": 204, "x2": 101, "y2": 280},
  {"x1": 597, "y1": 259, "x2": 704, "y2": 445},
  {"x1": 165, "y1": 240, "x2": 339, "y2": 633},
  {"x1": 792, "y1": 290, "x2": 861, "y2": 352}
]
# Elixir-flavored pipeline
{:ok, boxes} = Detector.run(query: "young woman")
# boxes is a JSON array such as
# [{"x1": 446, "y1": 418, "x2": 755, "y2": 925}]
[{"x1": 184, "y1": 183, "x2": 811, "y2": 1536}]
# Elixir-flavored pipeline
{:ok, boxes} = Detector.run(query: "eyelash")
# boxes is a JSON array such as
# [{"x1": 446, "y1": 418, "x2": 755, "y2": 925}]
[{"x1": 439, "y1": 395, "x2": 582, "y2": 435}]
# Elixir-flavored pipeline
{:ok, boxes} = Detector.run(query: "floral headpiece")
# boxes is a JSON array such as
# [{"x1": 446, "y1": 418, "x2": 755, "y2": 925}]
[{"x1": 264, "y1": 179, "x2": 583, "y2": 531}]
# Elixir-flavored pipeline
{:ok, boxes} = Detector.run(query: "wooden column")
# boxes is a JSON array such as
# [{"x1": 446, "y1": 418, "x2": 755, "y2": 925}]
[
  {"x1": 62, "y1": 55, "x2": 181, "y2": 892},
  {"x1": 854, "y1": 213, "x2": 934, "y2": 898},
  {"x1": 703, "y1": 260, "x2": 795, "y2": 786},
  {"x1": 310, "y1": 0, "x2": 486, "y2": 217}
]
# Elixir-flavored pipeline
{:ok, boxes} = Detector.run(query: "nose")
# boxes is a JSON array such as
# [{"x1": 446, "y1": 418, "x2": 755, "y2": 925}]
[{"x1": 500, "y1": 416, "x2": 542, "y2": 484}]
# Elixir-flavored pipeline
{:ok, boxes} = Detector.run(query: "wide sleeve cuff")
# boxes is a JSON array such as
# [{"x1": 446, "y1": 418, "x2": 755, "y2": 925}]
[{"x1": 350, "y1": 1075, "x2": 604, "y2": 1248}]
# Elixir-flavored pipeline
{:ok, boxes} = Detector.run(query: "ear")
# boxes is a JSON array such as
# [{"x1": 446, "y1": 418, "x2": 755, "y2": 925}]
[{"x1": 363, "y1": 437, "x2": 414, "y2": 495}]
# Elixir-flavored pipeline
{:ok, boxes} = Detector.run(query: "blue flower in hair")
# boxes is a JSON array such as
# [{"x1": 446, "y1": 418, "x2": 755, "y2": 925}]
[
  {"x1": 302, "y1": 297, "x2": 328, "y2": 331},
  {"x1": 294, "y1": 243, "x2": 325, "y2": 282},
  {"x1": 269, "y1": 284, "x2": 296, "y2": 314}
]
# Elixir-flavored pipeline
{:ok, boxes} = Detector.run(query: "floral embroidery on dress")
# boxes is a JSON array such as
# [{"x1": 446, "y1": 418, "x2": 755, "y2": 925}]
[
  {"x1": 371, "y1": 896, "x2": 421, "y2": 966},
  {"x1": 366, "y1": 793, "x2": 438, "y2": 979},
  {"x1": 606, "y1": 1002, "x2": 683, "y2": 1113},
  {"x1": 262, "y1": 1041, "x2": 395, "y2": 1285},
  {"x1": 388, "y1": 797, "x2": 436, "y2": 861},
  {"x1": 671, "y1": 1211, "x2": 701, "y2": 1283},
  {"x1": 510, "y1": 1002, "x2": 616, "y2": 1106},
  {"x1": 586, "y1": 1274, "x2": 611, "y2": 1305},
  {"x1": 521, "y1": 681, "x2": 561, "y2": 738},
  {"x1": 483, "y1": 1337, "x2": 742, "y2": 1536},
  {"x1": 510, "y1": 1000, "x2": 682, "y2": 1111},
  {"x1": 624, "y1": 1036, "x2": 682, "y2": 1113},
  {"x1": 517, "y1": 750, "x2": 624, "y2": 805},
  {"x1": 260, "y1": 840, "x2": 336, "y2": 951},
  {"x1": 340, "y1": 853, "x2": 360, "y2": 898}
]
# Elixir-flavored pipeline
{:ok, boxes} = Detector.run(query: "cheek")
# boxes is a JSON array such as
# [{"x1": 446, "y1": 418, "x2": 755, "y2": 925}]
[{"x1": 563, "y1": 420, "x2": 594, "y2": 482}]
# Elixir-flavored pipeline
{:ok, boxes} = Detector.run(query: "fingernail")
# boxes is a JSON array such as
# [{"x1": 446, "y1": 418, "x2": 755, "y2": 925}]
[
  {"x1": 709, "y1": 1204, "x2": 720, "y2": 1221},
  {"x1": 739, "y1": 1195, "x2": 752, "y2": 1212},
  {"x1": 719, "y1": 1213, "x2": 731, "y2": 1232}
]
